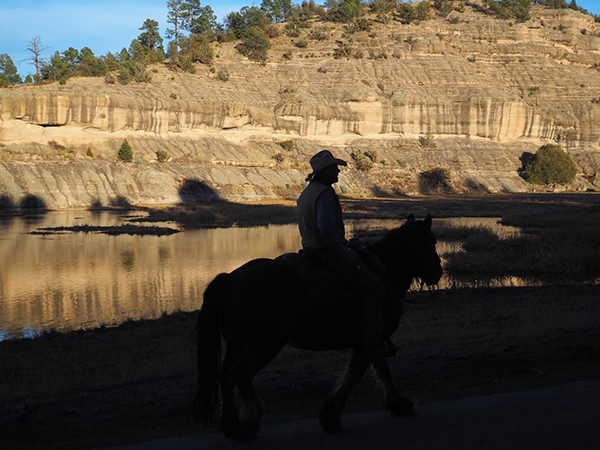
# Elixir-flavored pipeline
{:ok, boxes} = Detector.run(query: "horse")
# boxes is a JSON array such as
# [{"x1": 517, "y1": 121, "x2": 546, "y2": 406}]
[{"x1": 193, "y1": 214, "x2": 443, "y2": 440}]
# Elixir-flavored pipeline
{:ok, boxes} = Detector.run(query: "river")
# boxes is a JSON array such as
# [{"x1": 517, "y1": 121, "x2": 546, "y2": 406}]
[{"x1": 0, "y1": 211, "x2": 520, "y2": 340}]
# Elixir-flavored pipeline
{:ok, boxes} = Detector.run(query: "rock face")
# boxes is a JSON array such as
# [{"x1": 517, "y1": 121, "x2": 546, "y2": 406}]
[{"x1": 1, "y1": 5, "x2": 600, "y2": 208}]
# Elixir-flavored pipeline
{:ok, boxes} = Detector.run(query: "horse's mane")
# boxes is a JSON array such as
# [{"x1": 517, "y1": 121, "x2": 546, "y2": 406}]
[{"x1": 371, "y1": 221, "x2": 418, "y2": 253}]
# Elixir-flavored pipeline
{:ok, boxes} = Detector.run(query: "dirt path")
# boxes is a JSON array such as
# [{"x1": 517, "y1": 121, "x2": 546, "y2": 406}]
[
  {"x1": 101, "y1": 379, "x2": 600, "y2": 450},
  {"x1": 2, "y1": 285, "x2": 599, "y2": 450}
]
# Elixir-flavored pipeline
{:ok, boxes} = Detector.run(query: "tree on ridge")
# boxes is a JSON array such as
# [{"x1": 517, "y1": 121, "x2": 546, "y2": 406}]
[
  {"x1": 24, "y1": 36, "x2": 49, "y2": 83},
  {"x1": 0, "y1": 54, "x2": 22, "y2": 86}
]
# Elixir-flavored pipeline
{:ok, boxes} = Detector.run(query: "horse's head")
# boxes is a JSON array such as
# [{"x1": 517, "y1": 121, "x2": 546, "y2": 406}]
[
  {"x1": 404, "y1": 214, "x2": 443, "y2": 287},
  {"x1": 375, "y1": 214, "x2": 443, "y2": 288}
]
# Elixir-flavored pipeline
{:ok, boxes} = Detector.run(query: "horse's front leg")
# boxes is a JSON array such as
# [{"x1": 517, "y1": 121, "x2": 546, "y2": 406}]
[
  {"x1": 319, "y1": 350, "x2": 371, "y2": 433},
  {"x1": 372, "y1": 358, "x2": 414, "y2": 416}
]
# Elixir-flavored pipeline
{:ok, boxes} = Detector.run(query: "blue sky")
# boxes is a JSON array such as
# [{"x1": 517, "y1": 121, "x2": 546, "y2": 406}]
[{"x1": 1, "y1": 0, "x2": 599, "y2": 77}]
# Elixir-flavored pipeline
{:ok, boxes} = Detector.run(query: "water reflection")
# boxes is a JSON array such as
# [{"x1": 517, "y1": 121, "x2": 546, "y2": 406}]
[{"x1": 0, "y1": 213, "x2": 522, "y2": 340}]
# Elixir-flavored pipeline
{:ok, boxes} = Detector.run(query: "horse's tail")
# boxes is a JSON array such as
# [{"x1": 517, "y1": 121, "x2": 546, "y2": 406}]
[{"x1": 193, "y1": 272, "x2": 229, "y2": 426}]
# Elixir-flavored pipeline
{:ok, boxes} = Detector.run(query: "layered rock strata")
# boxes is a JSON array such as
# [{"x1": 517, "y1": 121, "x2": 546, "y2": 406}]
[{"x1": 1, "y1": 5, "x2": 599, "y2": 208}]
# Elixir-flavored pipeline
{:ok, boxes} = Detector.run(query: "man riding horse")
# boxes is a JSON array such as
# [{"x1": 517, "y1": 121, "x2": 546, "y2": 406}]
[{"x1": 297, "y1": 150, "x2": 396, "y2": 360}]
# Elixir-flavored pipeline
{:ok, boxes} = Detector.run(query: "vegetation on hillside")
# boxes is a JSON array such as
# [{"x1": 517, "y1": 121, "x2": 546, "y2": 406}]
[
  {"x1": 0, "y1": 0, "x2": 599, "y2": 87},
  {"x1": 521, "y1": 144, "x2": 578, "y2": 185}
]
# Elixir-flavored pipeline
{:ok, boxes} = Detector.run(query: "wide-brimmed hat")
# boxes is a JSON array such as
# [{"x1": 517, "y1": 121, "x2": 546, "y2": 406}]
[{"x1": 309, "y1": 150, "x2": 347, "y2": 175}]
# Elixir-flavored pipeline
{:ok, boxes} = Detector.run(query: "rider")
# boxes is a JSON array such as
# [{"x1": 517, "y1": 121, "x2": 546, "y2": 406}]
[{"x1": 297, "y1": 150, "x2": 396, "y2": 359}]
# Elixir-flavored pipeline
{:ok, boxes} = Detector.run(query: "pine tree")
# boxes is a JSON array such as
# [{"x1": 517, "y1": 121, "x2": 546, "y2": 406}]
[
  {"x1": 261, "y1": 0, "x2": 294, "y2": 22},
  {"x1": 0, "y1": 54, "x2": 22, "y2": 85},
  {"x1": 181, "y1": 0, "x2": 217, "y2": 37},
  {"x1": 118, "y1": 140, "x2": 133, "y2": 162},
  {"x1": 166, "y1": 0, "x2": 184, "y2": 51},
  {"x1": 138, "y1": 19, "x2": 164, "y2": 62}
]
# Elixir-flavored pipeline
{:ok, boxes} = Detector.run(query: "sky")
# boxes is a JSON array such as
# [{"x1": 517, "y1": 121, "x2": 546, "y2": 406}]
[{"x1": 1, "y1": 0, "x2": 600, "y2": 77}]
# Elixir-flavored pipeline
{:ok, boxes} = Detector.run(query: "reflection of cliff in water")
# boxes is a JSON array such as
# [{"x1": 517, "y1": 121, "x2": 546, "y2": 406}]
[
  {"x1": 0, "y1": 213, "x2": 526, "y2": 340},
  {"x1": 0, "y1": 211, "x2": 303, "y2": 339}
]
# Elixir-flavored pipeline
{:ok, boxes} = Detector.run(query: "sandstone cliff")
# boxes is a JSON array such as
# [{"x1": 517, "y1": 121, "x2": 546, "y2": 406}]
[{"x1": 1, "y1": 5, "x2": 600, "y2": 208}]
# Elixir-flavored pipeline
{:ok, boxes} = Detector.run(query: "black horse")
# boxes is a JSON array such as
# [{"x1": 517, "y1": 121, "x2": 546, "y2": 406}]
[{"x1": 194, "y1": 214, "x2": 443, "y2": 440}]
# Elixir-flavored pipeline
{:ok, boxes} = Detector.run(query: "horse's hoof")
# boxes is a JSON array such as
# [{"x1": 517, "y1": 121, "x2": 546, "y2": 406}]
[
  {"x1": 319, "y1": 404, "x2": 343, "y2": 433},
  {"x1": 386, "y1": 396, "x2": 415, "y2": 417},
  {"x1": 221, "y1": 416, "x2": 254, "y2": 441},
  {"x1": 320, "y1": 418, "x2": 343, "y2": 434}
]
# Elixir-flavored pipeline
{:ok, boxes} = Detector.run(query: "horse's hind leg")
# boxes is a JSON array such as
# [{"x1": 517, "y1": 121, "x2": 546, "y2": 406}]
[
  {"x1": 319, "y1": 350, "x2": 371, "y2": 433},
  {"x1": 230, "y1": 339, "x2": 285, "y2": 438},
  {"x1": 219, "y1": 342, "x2": 248, "y2": 441},
  {"x1": 372, "y1": 358, "x2": 414, "y2": 416}
]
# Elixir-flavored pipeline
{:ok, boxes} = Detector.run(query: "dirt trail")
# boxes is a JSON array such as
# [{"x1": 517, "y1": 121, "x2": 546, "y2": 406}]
[{"x1": 1, "y1": 285, "x2": 599, "y2": 450}]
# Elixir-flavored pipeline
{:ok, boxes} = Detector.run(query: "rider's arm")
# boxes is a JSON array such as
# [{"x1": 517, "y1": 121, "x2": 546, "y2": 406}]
[{"x1": 315, "y1": 189, "x2": 361, "y2": 265}]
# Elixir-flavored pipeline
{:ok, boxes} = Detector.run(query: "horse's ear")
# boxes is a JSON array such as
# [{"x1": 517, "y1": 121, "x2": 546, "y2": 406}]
[
  {"x1": 424, "y1": 214, "x2": 432, "y2": 229},
  {"x1": 407, "y1": 214, "x2": 415, "y2": 222}
]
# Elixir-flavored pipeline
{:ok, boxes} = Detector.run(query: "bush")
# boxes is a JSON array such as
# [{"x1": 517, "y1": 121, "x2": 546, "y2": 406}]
[
  {"x1": 294, "y1": 39, "x2": 308, "y2": 48},
  {"x1": 279, "y1": 140, "x2": 294, "y2": 151},
  {"x1": 118, "y1": 140, "x2": 133, "y2": 162},
  {"x1": 272, "y1": 152, "x2": 285, "y2": 163},
  {"x1": 420, "y1": 167, "x2": 451, "y2": 190},
  {"x1": 309, "y1": 27, "x2": 329, "y2": 41},
  {"x1": 351, "y1": 149, "x2": 373, "y2": 171},
  {"x1": 118, "y1": 67, "x2": 132, "y2": 84},
  {"x1": 86, "y1": 147, "x2": 94, "y2": 158},
  {"x1": 522, "y1": 144, "x2": 577, "y2": 185},
  {"x1": 419, "y1": 134, "x2": 435, "y2": 147},
  {"x1": 237, "y1": 27, "x2": 271, "y2": 62},
  {"x1": 217, "y1": 69, "x2": 230, "y2": 81},
  {"x1": 170, "y1": 93, "x2": 178, "y2": 100},
  {"x1": 156, "y1": 149, "x2": 168, "y2": 162}
]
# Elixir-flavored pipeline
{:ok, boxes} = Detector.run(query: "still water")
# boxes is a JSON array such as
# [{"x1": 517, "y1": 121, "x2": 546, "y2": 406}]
[{"x1": 0, "y1": 212, "x2": 519, "y2": 340}]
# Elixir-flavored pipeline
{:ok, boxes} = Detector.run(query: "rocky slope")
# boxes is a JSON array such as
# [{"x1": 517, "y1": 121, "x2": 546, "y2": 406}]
[{"x1": 1, "y1": 4, "x2": 600, "y2": 208}]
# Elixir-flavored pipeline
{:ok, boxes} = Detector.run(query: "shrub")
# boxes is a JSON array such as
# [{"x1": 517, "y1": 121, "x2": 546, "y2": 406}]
[
  {"x1": 217, "y1": 69, "x2": 230, "y2": 81},
  {"x1": 364, "y1": 149, "x2": 378, "y2": 163},
  {"x1": 272, "y1": 152, "x2": 285, "y2": 163},
  {"x1": 294, "y1": 39, "x2": 308, "y2": 48},
  {"x1": 309, "y1": 27, "x2": 328, "y2": 41},
  {"x1": 333, "y1": 40, "x2": 353, "y2": 59},
  {"x1": 351, "y1": 149, "x2": 373, "y2": 171},
  {"x1": 279, "y1": 140, "x2": 294, "y2": 151},
  {"x1": 170, "y1": 93, "x2": 178, "y2": 100},
  {"x1": 419, "y1": 134, "x2": 435, "y2": 147},
  {"x1": 105, "y1": 72, "x2": 116, "y2": 84},
  {"x1": 522, "y1": 144, "x2": 577, "y2": 185},
  {"x1": 118, "y1": 67, "x2": 131, "y2": 84},
  {"x1": 86, "y1": 147, "x2": 94, "y2": 158},
  {"x1": 420, "y1": 167, "x2": 451, "y2": 190},
  {"x1": 118, "y1": 140, "x2": 133, "y2": 162},
  {"x1": 282, "y1": 51, "x2": 293, "y2": 60},
  {"x1": 156, "y1": 149, "x2": 168, "y2": 162},
  {"x1": 237, "y1": 27, "x2": 271, "y2": 62}
]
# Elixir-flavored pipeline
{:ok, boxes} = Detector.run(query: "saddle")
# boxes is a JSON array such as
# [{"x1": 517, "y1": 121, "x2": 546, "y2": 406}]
[
  {"x1": 275, "y1": 246, "x2": 387, "y2": 308},
  {"x1": 275, "y1": 250, "x2": 354, "y2": 307}
]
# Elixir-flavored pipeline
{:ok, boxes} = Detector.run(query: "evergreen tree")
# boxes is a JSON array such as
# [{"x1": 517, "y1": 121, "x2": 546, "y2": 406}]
[
  {"x1": 181, "y1": 0, "x2": 217, "y2": 37},
  {"x1": 41, "y1": 51, "x2": 68, "y2": 80},
  {"x1": 261, "y1": 0, "x2": 294, "y2": 22},
  {"x1": 118, "y1": 140, "x2": 133, "y2": 162},
  {"x1": 129, "y1": 39, "x2": 147, "y2": 61},
  {"x1": 62, "y1": 47, "x2": 80, "y2": 74},
  {"x1": 166, "y1": 0, "x2": 184, "y2": 51},
  {"x1": 237, "y1": 26, "x2": 271, "y2": 62},
  {"x1": 118, "y1": 48, "x2": 131, "y2": 62},
  {"x1": 226, "y1": 7, "x2": 269, "y2": 38},
  {"x1": 103, "y1": 52, "x2": 120, "y2": 71},
  {"x1": 138, "y1": 18, "x2": 165, "y2": 62},
  {"x1": 0, "y1": 54, "x2": 22, "y2": 85}
]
